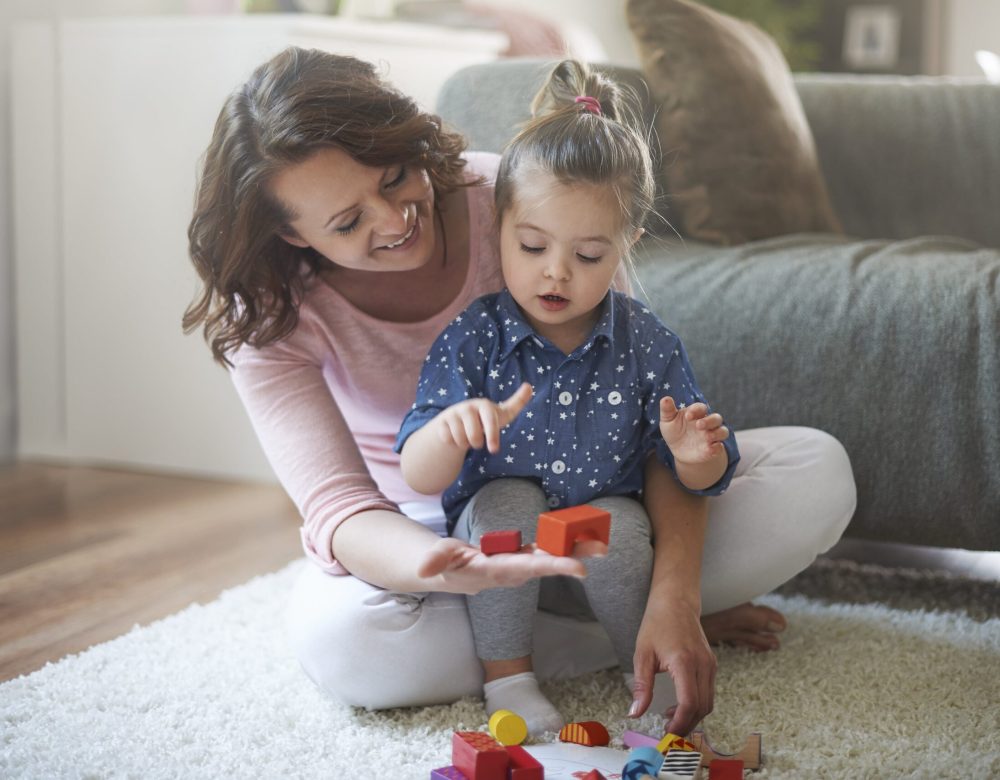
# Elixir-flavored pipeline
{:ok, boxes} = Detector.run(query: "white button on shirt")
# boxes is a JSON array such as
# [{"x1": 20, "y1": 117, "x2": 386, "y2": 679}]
[
  {"x1": 558, "y1": 391, "x2": 574, "y2": 406},
  {"x1": 551, "y1": 460, "x2": 567, "y2": 474},
  {"x1": 608, "y1": 391, "x2": 622, "y2": 405}
]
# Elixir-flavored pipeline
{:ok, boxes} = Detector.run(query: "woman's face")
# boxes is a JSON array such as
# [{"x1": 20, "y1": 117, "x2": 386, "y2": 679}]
[{"x1": 270, "y1": 146, "x2": 437, "y2": 273}]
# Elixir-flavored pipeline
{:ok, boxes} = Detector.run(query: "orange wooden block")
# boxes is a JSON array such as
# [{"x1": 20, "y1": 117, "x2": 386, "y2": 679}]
[
  {"x1": 558, "y1": 720, "x2": 610, "y2": 747},
  {"x1": 536, "y1": 505, "x2": 611, "y2": 556},
  {"x1": 690, "y1": 731, "x2": 761, "y2": 770},
  {"x1": 452, "y1": 731, "x2": 508, "y2": 780}
]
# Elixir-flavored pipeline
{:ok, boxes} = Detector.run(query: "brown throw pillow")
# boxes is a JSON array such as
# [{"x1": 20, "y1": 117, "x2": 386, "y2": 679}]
[{"x1": 626, "y1": 0, "x2": 841, "y2": 244}]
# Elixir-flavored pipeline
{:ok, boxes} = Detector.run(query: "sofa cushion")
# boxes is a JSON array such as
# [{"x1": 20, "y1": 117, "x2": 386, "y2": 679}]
[
  {"x1": 633, "y1": 234, "x2": 1000, "y2": 550},
  {"x1": 626, "y1": 0, "x2": 841, "y2": 245}
]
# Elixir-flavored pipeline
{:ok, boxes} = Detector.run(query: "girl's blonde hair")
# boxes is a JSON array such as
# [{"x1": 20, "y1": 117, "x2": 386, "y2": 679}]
[{"x1": 494, "y1": 60, "x2": 656, "y2": 250}]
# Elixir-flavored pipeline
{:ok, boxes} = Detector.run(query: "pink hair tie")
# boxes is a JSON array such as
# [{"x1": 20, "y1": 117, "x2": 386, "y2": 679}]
[{"x1": 574, "y1": 96, "x2": 602, "y2": 116}]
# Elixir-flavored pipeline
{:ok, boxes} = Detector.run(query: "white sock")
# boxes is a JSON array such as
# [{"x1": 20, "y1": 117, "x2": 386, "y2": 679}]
[{"x1": 483, "y1": 671, "x2": 564, "y2": 737}]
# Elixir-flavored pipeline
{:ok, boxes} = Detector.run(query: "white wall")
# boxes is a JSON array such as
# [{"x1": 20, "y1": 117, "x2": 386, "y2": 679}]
[
  {"x1": 0, "y1": 0, "x2": 186, "y2": 463},
  {"x1": 942, "y1": 0, "x2": 1000, "y2": 76}
]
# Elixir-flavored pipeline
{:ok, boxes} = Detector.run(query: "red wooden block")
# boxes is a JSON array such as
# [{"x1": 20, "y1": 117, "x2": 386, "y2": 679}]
[
  {"x1": 452, "y1": 731, "x2": 508, "y2": 780},
  {"x1": 708, "y1": 758, "x2": 744, "y2": 779},
  {"x1": 480, "y1": 530, "x2": 523, "y2": 555},
  {"x1": 505, "y1": 745, "x2": 543, "y2": 780},
  {"x1": 558, "y1": 720, "x2": 610, "y2": 747},
  {"x1": 535, "y1": 505, "x2": 611, "y2": 556},
  {"x1": 582, "y1": 771, "x2": 608, "y2": 780}
]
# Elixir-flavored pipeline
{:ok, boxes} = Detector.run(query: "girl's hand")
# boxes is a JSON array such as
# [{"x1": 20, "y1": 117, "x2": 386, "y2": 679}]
[
  {"x1": 416, "y1": 536, "x2": 607, "y2": 595},
  {"x1": 437, "y1": 382, "x2": 533, "y2": 454},
  {"x1": 629, "y1": 597, "x2": 717, "y2": 736},
  {"x1": 659, "y1": 397, "x2": 729, "y2": 465}
]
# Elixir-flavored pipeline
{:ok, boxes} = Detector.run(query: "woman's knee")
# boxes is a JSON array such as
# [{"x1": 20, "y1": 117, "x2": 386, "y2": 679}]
[
  {"x1": 794, "y1": 427, "x2": 857, "y2": 548},
  {"x1": 285, "y1": 566, "x2": 481, "y2": 709}
]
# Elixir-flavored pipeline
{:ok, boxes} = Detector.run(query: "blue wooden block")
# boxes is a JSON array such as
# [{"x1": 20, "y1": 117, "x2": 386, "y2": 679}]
[{"x1": 623, "y1": 746, "x2": 665, "y2": 780}]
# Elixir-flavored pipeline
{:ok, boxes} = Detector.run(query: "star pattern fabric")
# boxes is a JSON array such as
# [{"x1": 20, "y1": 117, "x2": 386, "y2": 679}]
[{"x1": 395, "y1": 289, "x2": 739, "y2": 532}]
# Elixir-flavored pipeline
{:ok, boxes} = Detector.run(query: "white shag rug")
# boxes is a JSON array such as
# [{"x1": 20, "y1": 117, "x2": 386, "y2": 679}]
[{"x1": 2, "y1": 559, "x2": 999, "y2": 779}]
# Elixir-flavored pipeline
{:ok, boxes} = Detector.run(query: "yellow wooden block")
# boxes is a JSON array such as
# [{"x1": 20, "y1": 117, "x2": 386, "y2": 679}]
[
  {"x1": 657, "y1": 732, "x2": 698, "y2": 753},
  {"x1": 488, "y1": 709, "x2": 527, "y2": 746}
]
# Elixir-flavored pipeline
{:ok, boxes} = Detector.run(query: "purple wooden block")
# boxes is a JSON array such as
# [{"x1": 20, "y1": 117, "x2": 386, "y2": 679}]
[
  {"x1": 430, "y1": 766, "x2": 469, "y2": 780},
  {"x1": 622, "y1": 729, "x2": 661, "y2": 749}
]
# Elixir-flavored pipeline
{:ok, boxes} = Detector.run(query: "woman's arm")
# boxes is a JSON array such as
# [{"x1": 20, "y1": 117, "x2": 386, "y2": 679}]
[
  {"x1": 630, "y1": 454, "x2": 717, "y2": 735},
  {"x1": 333, "y1": 507, "x2": 594, "y2": 594},
  {"x1": 232, "y1": 346, "x2": 590, "y2": 592}
]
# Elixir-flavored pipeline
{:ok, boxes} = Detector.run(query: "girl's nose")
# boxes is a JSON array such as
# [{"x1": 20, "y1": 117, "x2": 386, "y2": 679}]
[{"x1": 543, "y1": 255, "x2": 571, "y2": 281}]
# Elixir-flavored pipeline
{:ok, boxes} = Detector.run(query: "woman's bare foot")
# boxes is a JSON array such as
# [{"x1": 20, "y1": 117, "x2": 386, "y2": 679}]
[{"x1": 700, "y1": 602, "x2": 786, "y2": 652}]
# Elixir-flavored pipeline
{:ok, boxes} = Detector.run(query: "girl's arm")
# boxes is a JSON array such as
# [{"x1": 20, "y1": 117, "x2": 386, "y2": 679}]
[
  {"x1": 399, "y1": 382, "x2": 533, "y2": 495},
  {"x1": 630, "y1": 454, "x2": 717, "y2": 735}
]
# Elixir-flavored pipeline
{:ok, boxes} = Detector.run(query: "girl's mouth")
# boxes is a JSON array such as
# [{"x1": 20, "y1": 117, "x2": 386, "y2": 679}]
[{"x1": 539, "y1": 293, "x2": 569, "y2": 312}]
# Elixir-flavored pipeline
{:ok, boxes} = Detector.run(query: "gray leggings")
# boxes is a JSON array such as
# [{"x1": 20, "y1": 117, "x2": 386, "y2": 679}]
[{"x1": 453, "y1": 478, "x2": 653, "y2": 672}]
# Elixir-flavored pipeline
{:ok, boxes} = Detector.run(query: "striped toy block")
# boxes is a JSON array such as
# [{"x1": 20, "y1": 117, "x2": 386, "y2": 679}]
[
  {"x1": 658, "y1": 748, "x2": 702, "y2": 779},
  {"x1": 622, "y1": 746, "x2": 664, "y2": 780},
  {"x1": 558, "y1": 720, "x2": 610, "y2": 747},
  {"x1": 536, "y1": 505, "x2": 611, "y2": 556},
  {"x1": 430, "y1": 766, "x2": 469, "y2": 780},
  {"x1": 505, "y1": 745, "x2": 543, "y2": 780},
  {"x1": 689, "y1": 731, "x2": 761, "y2": 770},
  {"x1": 452, "y1": 731, "x2": 509, "y2": 780},
  {"x1": 488, "y1": 709, "x2": 527, "y2": 746},
  {"x1": 479, "y1": 530, "x2": 522, "y2": 555}
]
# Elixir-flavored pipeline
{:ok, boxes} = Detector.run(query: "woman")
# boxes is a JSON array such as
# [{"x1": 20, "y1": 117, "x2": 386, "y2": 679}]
[{"x1": 185, "y1": 47, "x2": 856, "y2": 736}]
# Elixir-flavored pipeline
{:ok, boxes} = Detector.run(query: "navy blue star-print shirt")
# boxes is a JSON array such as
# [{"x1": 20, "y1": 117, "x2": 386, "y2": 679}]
[{"x1": 395, "y1": 289, "x2": 739, "y2": 532}]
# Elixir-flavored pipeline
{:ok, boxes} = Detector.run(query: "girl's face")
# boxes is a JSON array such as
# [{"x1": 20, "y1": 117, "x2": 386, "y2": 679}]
[
  {"x1": 500, "y1": 172, "x2": 638, "y2": 352},
  {"x1": 270, "y1": 146, "x2": 437, "y2": 273}
]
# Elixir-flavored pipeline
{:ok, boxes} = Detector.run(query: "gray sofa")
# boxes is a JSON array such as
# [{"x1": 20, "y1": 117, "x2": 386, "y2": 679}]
[{"x1": 437, "y1": 60, "x2": 1000, "y2": 552}]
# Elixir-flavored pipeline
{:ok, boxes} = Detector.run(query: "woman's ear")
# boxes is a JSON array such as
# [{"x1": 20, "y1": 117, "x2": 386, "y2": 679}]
[{"x1": 278, "y1": 227, "x2": 310, "y2": 249}]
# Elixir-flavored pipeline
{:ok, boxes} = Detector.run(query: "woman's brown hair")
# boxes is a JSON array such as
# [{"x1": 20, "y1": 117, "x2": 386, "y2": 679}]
[{"x1": 184, "y1": 47, "x2": 469, "y2": 365}]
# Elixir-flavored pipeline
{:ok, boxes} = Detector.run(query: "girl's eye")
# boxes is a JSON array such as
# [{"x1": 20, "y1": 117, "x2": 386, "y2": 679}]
[
  {"x1": 336, "y1": 216, "x2": 360, "y2": 235},
  {"x1": 385, "y1": 165, "x2": 407, "y2": 189},
  {"x1": 520, "y1": 243, "x2": 544, "y2": 254},
  {"x1": 577, "y1": 253, "x2": 603, "y2": 263}
]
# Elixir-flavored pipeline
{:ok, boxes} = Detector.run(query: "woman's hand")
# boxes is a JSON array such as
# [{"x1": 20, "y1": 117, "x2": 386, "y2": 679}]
[
  {"x1": 629, "y1": 596, "x2": 717, "y2": 736},
  {"x1": 436, "y1": 382, "x2": 532, "y2": 454},
  {"x1": 416, "y1": 536, "x2": 607, "y2": 595}
]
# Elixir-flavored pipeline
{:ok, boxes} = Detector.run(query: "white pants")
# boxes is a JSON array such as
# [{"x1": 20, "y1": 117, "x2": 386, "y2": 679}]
[{"x1": 285, "y1": 427, "x2": 856, "y2": 710}]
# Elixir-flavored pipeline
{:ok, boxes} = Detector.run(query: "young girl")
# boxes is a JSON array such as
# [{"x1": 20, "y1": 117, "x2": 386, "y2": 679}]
[
  {"x1": 396, "y1": 60, "x2": 739, "y2": 735},
  {"x1": 185, "y1": 46, "x2": 855, "y2": 739}
]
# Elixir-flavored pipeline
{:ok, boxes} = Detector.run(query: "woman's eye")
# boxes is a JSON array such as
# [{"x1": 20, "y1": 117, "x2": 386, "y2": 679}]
[
  {"x1": 520, "y1": 243, "x2": 544, "y2": 254},
  {"x1": 336, "y1": 216, "x2": 360, "y2": 235},
  {"x1": 385, "y1": 165, "x2": 407, "y2": 188}
]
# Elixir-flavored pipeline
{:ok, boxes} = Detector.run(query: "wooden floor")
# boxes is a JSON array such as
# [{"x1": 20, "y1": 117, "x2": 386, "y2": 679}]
[{"x1": 0, "y1": 462, "x2": 303, "y2": 683}]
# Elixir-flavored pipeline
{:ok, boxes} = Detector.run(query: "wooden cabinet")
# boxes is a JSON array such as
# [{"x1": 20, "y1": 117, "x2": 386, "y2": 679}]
[{"x1": 12, "y1": 15, "x2": 503, "y2": 480}]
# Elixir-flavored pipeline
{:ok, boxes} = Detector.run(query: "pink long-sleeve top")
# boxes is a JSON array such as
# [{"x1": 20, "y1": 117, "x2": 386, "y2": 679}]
[{"x1": 229, "y1": 153, "x2": 504, "y2": 574}]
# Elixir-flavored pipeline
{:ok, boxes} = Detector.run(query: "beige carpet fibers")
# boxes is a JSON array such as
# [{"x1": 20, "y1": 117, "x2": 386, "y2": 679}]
[{"x1": 2, "y1": 557, "x2": 998, "y2": 779}]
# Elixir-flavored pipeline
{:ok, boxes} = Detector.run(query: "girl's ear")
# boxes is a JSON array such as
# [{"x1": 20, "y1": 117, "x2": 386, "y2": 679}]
[
  {"x1": 627, "y1": 227, "x2": 645, "y2": 249},
  {"x1": 278, "y1": 227, "x2": 310, "y2": 249}
]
